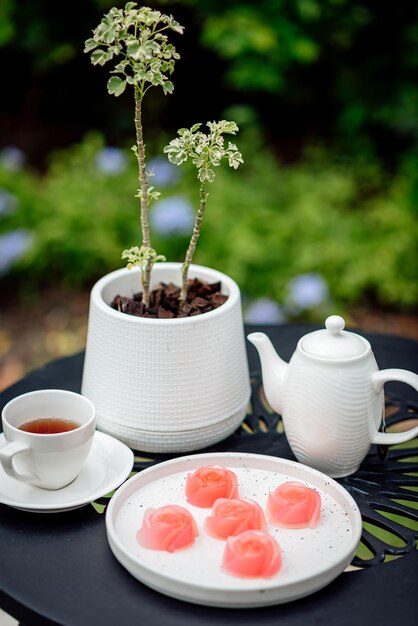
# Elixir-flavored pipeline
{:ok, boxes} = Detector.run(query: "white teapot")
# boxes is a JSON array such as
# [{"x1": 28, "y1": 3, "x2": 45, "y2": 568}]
[{"x1": 248, "y1": 315, "x2": 418, "y2": 477}]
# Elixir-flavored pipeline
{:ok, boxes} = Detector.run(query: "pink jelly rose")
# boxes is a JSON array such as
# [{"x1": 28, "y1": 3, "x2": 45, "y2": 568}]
[
  {"x1": 136, "y1": 504, "x2": 198, "y2": 552},
  {"x1": 222, "y1": 530, "x2": 282, "y2": 578},
  {"x1": 185, "y1": 465, "x2": 239, "y2": 508},
  {"x1": 266, "y1": 481, "x2": 321, "y2": 529},
  {"x1": 205, "y1": 498, "x2": 266, "y2": 540}
]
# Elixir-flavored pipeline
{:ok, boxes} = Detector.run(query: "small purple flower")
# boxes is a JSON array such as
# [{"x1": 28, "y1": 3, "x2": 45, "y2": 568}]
[
  {"x1": 245, "y1": 298, "x2": 285, "y2": 324},
  {"x1": 151, "y1": 195, "x2": 194, "y2": 236},
  {"x1": 0, "y1": 229, "x2": 33, "y2": 273},
  {"x1": 147, "y1": 157, "x2": 180, "y2": 187},
  {"x1": 0, "y1": 146, "x2": 26, "y2": 171},
  {"x1": 286, "y1": 273, "x2": 329, "y2": 313},
  {"x1": 0, "y1": 189, "x2": 19, "y2": 216},
  {"x1": 95, "y1": 147, "x2": 128, "y2": 175}
]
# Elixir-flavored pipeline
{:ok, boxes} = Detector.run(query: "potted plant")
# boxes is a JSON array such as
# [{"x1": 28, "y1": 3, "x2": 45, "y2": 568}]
[{"x1": 81, "y1": 3, "x2": 250, "y2": 452}]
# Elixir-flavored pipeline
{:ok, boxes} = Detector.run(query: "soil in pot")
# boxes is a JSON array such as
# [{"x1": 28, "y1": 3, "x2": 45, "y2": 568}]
[{"x1": 111, "y1": 278, "x2": 228, "y2": 319}]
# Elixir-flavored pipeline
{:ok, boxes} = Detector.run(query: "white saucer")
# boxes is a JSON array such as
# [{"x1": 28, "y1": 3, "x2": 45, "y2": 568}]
[
  {"x1": 106, "y1": 452, "x2": 362, "y2": 608},
  {"x1": 0, "y1": 431, "x2": 134, "y2": 513}
]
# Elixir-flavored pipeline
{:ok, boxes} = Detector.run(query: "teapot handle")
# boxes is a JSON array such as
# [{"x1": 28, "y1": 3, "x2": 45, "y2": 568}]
[{"x1": 372, "y1": 369, "x2": 418, "y2": 445}]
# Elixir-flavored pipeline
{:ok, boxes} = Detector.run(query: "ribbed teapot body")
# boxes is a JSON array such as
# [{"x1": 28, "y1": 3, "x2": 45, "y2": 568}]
[{"x1": 282, "y1": 347, "x2": 383, "y2": 477}]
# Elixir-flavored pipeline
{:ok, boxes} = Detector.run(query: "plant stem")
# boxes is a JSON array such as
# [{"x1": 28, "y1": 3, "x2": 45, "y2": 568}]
[
  {"x1": 180, "y1": 183, "x2": 207, "y2": 305},
  {"x1": 134, "y1": 86, "x2": 151, "y2": 307}
]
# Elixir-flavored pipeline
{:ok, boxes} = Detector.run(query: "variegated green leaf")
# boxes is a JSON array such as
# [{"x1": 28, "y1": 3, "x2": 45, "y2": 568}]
[
  {"x1": 162, "y1": 80, "x2": 174, "y2": 95},
  {"x1": 107, "y1": 76, "x2": 126, "y2": 96},
  {"x1": 91, "y1": 49, "x2": 108, "y2": 66},
  {"x1": 84, "y1": 38, "x2": 97, "y2": 53}
]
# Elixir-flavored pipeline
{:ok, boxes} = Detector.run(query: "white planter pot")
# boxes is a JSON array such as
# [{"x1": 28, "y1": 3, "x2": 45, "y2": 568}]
[{"x1": 81, "y1": 263, "x2": 251, "y2": 452}]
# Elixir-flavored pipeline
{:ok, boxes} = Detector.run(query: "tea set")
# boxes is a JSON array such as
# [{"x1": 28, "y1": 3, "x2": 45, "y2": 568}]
[{"x1": 1, "y1": 315, "x2": 418, "y2": 504}]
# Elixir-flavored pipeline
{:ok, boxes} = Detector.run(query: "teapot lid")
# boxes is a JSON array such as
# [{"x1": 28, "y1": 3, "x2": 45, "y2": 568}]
[{"x1": 301, "y1": 315, "x2": 367, "y2": 359}]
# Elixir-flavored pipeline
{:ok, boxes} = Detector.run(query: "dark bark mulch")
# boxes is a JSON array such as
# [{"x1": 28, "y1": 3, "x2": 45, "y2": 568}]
[{"x1": 111, "y1": 278, "x2": 228, "y2": 318}]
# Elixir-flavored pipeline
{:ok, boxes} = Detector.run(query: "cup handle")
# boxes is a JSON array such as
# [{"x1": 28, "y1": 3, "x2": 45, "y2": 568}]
[
  {"x1": 0, "y1": 440, "x2": 37, "y2": 483},
  {"x1": 372, "y1": 368, "x2": 418, "y2": 444}
]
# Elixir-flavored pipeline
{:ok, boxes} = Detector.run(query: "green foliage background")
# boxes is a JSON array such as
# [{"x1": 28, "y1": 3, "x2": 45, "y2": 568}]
[
  {"x1": 1, "y1": 130, "x2": 417, "y2": 311},
  {"x1": 0, "y1": 0, "x2": 417, "y2": 314}
]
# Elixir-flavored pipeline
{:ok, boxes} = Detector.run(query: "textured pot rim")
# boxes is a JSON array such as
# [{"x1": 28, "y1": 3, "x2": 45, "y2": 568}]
[{"x1": 91, "y1": 262, "x2": 241, "y2": 325}]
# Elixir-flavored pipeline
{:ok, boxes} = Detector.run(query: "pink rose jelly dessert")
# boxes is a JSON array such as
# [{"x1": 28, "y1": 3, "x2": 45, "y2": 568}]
[
  {"x1": 266, "y1": 481, "x2": 321, "y2": 529},
  {"x1": 222, "y1": 530, "x2": 282, "y2": 578},
  {"x1": 185, "y1": 465, "x2": 239, "y2": 508},
  {"x1": 205, "y1": 498, "x2": 266, "y2": 540},
  {"x1": 137, "y1": 504, "x2": 198, "y2": 552}
]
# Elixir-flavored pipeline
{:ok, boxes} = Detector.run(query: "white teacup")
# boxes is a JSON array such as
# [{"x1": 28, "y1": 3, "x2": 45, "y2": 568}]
[{"x1": 0, "y1": 389, "x2": 96, "y2": 490}]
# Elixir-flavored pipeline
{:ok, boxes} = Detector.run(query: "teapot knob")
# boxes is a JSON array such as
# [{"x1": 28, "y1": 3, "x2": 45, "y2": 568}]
[{"x1": 325, "y1": 315, "x2": 345, "y2": 335}]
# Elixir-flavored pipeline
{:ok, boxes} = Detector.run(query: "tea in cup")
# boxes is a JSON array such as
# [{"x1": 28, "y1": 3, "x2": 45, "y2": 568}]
[{"x1": 0, "y1": 389, "x2": 96, "y2": 489}]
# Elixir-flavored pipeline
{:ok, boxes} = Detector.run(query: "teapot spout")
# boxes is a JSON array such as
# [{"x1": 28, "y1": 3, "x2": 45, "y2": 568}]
[{"x1": 247, "y1": 332, "x2": 288, "y2": 415}]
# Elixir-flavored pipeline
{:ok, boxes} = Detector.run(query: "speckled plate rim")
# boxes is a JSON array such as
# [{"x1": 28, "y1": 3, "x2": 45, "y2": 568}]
[{"x1": 105, "y1": 452, "x2": 362, "y2": 608}]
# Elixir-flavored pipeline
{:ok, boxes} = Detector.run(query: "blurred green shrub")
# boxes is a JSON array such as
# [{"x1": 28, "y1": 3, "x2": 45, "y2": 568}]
[
  {"x1": 0, "y1": 132, "x2": 417, "y2": 311},
  {"x1": 190, "y1": 0, "x2": 418, "y2": 165},
  {"x1": 1, "y1": 1, "x2": 417, "y2": 170}
]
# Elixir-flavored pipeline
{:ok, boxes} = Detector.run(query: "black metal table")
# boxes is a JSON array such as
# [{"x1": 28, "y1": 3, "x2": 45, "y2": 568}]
[{"x1": 0, "y1": 324, "x2": 417, "y2": 626}]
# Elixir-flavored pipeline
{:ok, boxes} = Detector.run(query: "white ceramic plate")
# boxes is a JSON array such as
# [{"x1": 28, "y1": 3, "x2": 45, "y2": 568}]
[
  {"x1": 0, "y1": 431, "x2": 134, "y2": 512},
  {"x1": 106, "y1": 452, "x2": 362, "y2": 608}
]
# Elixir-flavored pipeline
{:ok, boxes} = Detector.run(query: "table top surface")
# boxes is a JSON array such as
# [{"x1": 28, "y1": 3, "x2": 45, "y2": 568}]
[{"x1": 0, "y1": 323, "x2": 417, "y2": 626}]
